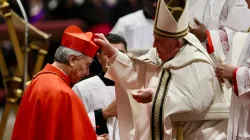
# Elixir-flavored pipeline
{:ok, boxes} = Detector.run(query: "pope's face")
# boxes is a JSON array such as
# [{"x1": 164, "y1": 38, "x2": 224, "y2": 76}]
[
  {"x1": 246, "y1": 0, "x2": 250, "y2": 9},
  {"x1": 69, "y1": 55, "x2": 92, "y2": 83},
  {"x1": 153, "y1": 33, "x2": 181, "y2": 62}
]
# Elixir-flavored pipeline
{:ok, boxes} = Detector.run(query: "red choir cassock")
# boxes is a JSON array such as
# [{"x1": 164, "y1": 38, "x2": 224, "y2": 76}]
[{"x1": 12, "y1": 25, "x2": 99, "y2": 140}]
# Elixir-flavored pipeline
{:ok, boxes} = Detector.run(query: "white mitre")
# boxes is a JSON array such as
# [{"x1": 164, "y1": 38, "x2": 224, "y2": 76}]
[{"x1": 154, "y1": 0, "x2": 189, "y2": 38}]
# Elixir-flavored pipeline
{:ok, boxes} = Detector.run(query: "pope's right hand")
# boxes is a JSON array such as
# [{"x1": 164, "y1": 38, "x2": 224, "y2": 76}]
[{"x1": 94, "y1": 33, "x2": 117, "y2": 57}]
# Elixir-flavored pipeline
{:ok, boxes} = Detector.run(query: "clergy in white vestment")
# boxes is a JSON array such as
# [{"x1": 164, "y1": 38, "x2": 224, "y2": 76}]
[
  {"x1": 110, "y1": 0, "x2": 157, "y2": 52},
  {"x1": 215, "y1": 1, "x2": 250, "y2": 138},
  {"x1": 193, "y1": 0, "x2": 250, "y2": 62},
  {"x1": 94, "y1": 0, "x2": 228, "y2": 139},
  {"x1": 72, "y1": 34, "x2": 127, "y2": 140},
  {"x1": 188, "y1": 0, "x2": 250, "y2": 32},
  {"x1": 216, "y1": 32, "x2": 250, "y2": 140}
]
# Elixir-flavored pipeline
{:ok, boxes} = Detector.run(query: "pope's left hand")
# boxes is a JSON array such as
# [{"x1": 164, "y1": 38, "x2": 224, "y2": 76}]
[
  {"x1": 132, "y1": 88, "x2": 155, "y2": 103},
  {"x1": 216, "y1": 64, "x2": 237, "y2": 80}
]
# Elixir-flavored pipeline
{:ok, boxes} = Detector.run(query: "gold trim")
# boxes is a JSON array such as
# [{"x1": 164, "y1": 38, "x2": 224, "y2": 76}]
[
  {"x1": 14, "y1": 89, "x2": 23, "y2": 98},
  {"x1": 26, "y1": 81, "x2": 31, "y2": 86},
  {"x1": 168, "y1": 59, "x2": 210, "y2": 69},
  {"x1": 12, "y1": 76, "x2": 22, "y2": 82},
  {"x1": 154, "y1": 27, "x2": 189, "y2": 38},
  {"x1": 30, "y1": 44, "x2": 39, "y2": 50},
  {"x1": 154, "y1": 0, "x2": 188, "y2": 38},
  {"x1": 176, "y1": 121, "x2": 185, "y2": 140},
  {"x1": 152, "y1": 70, "x2": 170, "y2": 140},
  {"x1": 6, "y1": 98, "x2": 18, "y2": 103},
  {"x1": 39, "y1": 49, "x2": 48, "y2": 55}
]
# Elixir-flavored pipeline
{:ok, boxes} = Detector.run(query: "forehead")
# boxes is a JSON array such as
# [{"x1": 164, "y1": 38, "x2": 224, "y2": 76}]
[
  {"x1": 79, "y1": 55, "x2": 93, "y2": 63},
  {"x1": 111, "y1": 43, "x2": 126, "y2": 52}
]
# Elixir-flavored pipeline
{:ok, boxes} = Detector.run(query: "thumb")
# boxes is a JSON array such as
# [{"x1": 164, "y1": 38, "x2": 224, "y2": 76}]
[
  {"x1": 132, "y1": 92, "x2": 143, "y2": 100},
  {"x1": 193, "y1": 18, "x2": 202, "y2": 26},
  {"x1": 137, "y1": 89, "x2": 144, "y2": 93}
]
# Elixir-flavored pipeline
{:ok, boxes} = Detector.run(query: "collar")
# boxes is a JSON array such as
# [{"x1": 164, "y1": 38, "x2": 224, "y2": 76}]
[
  {"x1": 37, "y1": 64, "x2": 71, "y2": 85},
  {"x1": 97, "y1": 71, "x2": 114, "y2": 86}
]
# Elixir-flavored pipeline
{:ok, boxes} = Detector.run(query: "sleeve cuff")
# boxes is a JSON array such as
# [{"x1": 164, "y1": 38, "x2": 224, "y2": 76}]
[
  {"x1": 233, "y1": 68, "x2": 239, "y2": 96},
  {"x1": 206, "y1": 30, "x2": 214, "y2": 54},
  {"x1": 94, "y1": 109, "x2": 109, "y2": 135},
  {"x1": 106, "y1": 50, "x2": 118, "y2": 67}
]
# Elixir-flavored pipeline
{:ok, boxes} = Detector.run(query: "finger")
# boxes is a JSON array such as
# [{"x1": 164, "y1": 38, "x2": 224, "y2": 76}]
[
  {"x1": 219, "y1": 78, "x2": 224, "y2": 83},
  {"x1": 99, "y1": 133, "x2": 107, "y2": 137},
  {"x1": 94, "y1": 38, "x2": 106, "y2": 45},
  {"x1": 135, "y1": 98, "x2": 146, "y2": 103},
  {"x1": 215, "y1": 68, "x2": 220, "y2": 75},
  {"x1": 137, "y1": 89, "x2": 144, "y2": 93},
  {"x1": 188, "y1": 25, "x2": 193, "y2": 30},
  {"x1": 94, "y1": 33, "x2": 108, "y2": 42},
  {"x1": 133, "y1": 97, "x2": 143, "y2": 103},
  {"x1": 216, "y1": 65, "x2": 223, "y2": 71},
  {"x1": 132, "y1": 92, "x2": 141, "y2": 100},
  {"x1": 193, "y1": 18, "x2": 202, "y2": 26},
  {"x1": 215, "y1": 70, "x2": 223, "y2": 75},
  {"x1": 216, "y1": 73, "x2": 222, "y2": 78},
  {"x1": 132, "y1": 93, "x2": 146, "y2": 103},
  {"x1": 94, "y1": 33, "x2": 105, "y2": 39}
]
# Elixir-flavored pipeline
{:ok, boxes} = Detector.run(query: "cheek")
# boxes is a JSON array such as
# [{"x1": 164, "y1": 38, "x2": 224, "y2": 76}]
[
  {"x1": 80, "y1": 65, "x2": 87, "y2": 73},
  {"x1": 75, "y1": 64, "x2": 85, "y2": 76}
]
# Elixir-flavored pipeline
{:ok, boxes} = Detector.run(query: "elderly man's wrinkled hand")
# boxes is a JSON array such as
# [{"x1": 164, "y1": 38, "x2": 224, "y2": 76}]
[
  {"x1": 94, "y1": 33, "x2": 117, "y2": 57},
  {"x1": 132, "y1": 88, "x2": 155, "y2": 104},
  {"x1": 216, "y1": 64, "x2": 237, "y2": 80}
]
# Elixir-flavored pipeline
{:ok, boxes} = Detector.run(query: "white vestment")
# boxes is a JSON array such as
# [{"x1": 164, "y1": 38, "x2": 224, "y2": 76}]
[
  {"x1": 205, "y1": 0, "x2": 250, "y2": 61},
  {"x1": 188, "y1": 0, "x2": 250, "y2": 31},
  {"x1": 72, "y1": 76, "x2": 119, "y2": 140},
  {"x1": 105, "y1": 33, "x2": 228, "y2": 140},
  {"x1": 226, "y1": 33, "x2": 250, "y2": 140},
  {"x1": 111, "y1": 10, "x2": 154, "y2": 52}
]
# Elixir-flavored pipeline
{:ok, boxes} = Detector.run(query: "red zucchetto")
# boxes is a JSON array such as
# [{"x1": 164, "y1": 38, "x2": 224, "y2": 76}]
[{"x1": 61, "y1": 25, "x2": 99, "y2": 58}]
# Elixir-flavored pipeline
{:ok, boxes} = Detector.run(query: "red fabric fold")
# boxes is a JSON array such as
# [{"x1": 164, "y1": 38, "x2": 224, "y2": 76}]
[
  {"x1": 206, "y1": 30, "x2": 214, "y2": 54},
  {"x1": 233, "y1": 68, "x2": 239, "y2": 96}
]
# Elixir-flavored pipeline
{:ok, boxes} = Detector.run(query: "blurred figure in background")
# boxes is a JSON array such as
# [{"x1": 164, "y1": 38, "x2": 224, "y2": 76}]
[{"x1": 111, "y1": 0, "x2": 156, "y2": 52}]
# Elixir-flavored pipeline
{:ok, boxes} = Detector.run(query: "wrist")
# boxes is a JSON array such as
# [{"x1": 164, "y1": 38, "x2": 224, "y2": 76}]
[
  {"x1": 106, "y1": 46, "x2": 117, "y2": 58},
  {"x1": 233, "y1": 67, "x2": 238, "y2": 80},
  {"x1": 102, "y1": 109, "x2": 109, "y2": 120}
]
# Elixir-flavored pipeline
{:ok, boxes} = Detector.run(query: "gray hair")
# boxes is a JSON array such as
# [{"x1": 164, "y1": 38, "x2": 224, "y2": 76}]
[{"x1": 54, "y1": 46, "x2": 84, "y2": 64}]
